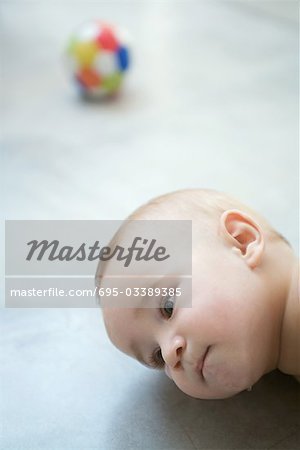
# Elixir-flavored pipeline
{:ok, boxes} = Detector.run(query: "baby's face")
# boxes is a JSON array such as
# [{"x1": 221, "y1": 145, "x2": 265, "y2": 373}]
[{"x1": 101, "y1": 219, "x2": 275, "y2": 399}]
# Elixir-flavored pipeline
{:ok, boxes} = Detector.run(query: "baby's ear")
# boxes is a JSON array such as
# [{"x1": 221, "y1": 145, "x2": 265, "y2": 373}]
[{"x1": 219, "y1": 209, "x2": 264, "y2": 269}]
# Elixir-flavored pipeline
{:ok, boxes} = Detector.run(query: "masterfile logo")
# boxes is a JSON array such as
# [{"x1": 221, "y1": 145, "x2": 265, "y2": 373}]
[
  {"x1": 26, "y1": 237, "x2": 170, "y2": 267},
  {"x1": 5, "y1": 220, "x2": 192, "y2": 308}
]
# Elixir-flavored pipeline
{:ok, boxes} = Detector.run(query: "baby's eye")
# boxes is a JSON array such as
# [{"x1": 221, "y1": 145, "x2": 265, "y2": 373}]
[
  {"x1": 150, "y1": 347, "x2": 164, "y2": 368},
  {"x1": 160, "y1": 295, "x2": 175, "y2": 319}
]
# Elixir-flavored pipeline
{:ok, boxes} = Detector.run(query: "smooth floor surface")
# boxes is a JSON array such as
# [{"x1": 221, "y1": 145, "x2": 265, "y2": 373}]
[{"x1": 1, "y1": 1, "x2": 299, "y2": 449}]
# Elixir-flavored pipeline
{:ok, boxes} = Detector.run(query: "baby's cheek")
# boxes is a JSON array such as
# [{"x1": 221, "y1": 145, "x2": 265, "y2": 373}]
[
  {"x1": 189, "y1": 301, "x2": 230, "y2": 341},
  {"x1": 164, "y1": 365, "x2": 172, "y2": 380},
  {"x1": 204, "y1": 361, "x2": 247, "y2": 392}
]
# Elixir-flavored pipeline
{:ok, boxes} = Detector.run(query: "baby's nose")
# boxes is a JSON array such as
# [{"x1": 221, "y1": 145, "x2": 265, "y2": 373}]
[{"x1": 162, "y1": 335, "x2": 185, "y2": 369}]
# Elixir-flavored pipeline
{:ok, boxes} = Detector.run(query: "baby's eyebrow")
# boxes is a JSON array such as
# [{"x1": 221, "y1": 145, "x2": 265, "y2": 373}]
[{"x1": 130, "y1": 340, "x2": 152, "y2": 369}]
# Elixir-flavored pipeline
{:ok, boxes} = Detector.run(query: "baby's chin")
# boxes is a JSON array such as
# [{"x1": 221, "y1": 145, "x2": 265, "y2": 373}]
[
  {"x1": 177, "y1": 382, "x2": 248, "y2": 400},
  {"x1": 173, "y1": 369, "x2": 256, "y2": 400}
]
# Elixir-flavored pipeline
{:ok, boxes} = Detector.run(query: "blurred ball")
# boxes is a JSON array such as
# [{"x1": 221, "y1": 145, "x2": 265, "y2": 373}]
[{"x1": 66, "y1": 20, "x2": 130, "y2": 98}]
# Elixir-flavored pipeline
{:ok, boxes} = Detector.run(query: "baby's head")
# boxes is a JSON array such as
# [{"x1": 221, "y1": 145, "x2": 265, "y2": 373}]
[{"x1": 96, "y1": 189, "x2": 296, "y2": 399}]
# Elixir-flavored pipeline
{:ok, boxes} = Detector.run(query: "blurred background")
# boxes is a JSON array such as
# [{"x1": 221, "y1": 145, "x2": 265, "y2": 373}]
[{"x1": 1, "y1": 1, "x2": 299, "y2": 449}]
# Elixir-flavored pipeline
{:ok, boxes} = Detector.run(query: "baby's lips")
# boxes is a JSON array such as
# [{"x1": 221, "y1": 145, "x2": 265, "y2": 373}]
[{"x1": 195, "y1": 346, "x2": 210, "y2": 377}]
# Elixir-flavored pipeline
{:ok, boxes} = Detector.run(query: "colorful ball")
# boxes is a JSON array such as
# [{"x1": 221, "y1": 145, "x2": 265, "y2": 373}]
[{"x1": 66, "y1": 21, "x2": 130, "y2": 97}]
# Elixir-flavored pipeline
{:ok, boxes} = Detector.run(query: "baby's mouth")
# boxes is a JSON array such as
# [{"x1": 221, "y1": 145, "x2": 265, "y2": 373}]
[{"x1": 195, "y1": 346, "x2": 210, "y2": 378}]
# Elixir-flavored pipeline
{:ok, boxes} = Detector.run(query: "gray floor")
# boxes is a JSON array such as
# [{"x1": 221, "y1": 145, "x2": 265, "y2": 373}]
[{"x1": 1, "y1": 1, "x2": 299, "y2": 449}]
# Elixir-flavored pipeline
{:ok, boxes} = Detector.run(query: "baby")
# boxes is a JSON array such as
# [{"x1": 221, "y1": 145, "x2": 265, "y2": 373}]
[{"x1": 95, "y1": 189, "x2": 299, "y2": 399}]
